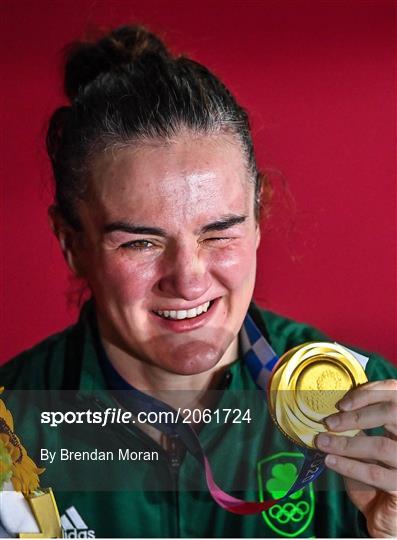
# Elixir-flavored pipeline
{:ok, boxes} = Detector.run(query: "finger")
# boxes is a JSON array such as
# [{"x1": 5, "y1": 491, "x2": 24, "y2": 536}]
[
  {"x1": 338, "y1": 379, "x2": 397, "y2": 411},
  {"x1": 316, "y1": 433, "x2": 397, "y2": 468},
  {"x1": 386, "y1": 429, "x2": 397, "y2": 442},
  {"x1": 324, "y1": 454, "x2": 397, "y2": 494},
  {"x1": 325, "y1": 402, "x2": 397, "y2": 436}
]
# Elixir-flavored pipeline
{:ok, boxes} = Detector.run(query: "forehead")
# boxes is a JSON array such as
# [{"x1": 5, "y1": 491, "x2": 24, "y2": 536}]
[{"x1": 87, "y1": 134, "x2": 253, "y2": 225}]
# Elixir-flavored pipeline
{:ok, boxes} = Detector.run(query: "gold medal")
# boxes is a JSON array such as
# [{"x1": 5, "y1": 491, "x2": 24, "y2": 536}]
[{"x1": 268, "y1": 342, "x2": 368, "y2": 448}]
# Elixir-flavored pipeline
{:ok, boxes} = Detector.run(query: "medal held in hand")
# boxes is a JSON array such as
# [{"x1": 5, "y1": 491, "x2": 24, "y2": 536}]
[{"x1": 268, "y1": 343, "x2": 368, "y2": 448}]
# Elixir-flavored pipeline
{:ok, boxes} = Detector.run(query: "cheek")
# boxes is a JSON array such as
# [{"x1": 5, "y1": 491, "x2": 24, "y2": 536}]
[
  {"x1": 209, "y1": 240, "x2": 257, "y2": 289},
  {"x1": 85, "y1": 252, "x2": 159, "y2": 305}
]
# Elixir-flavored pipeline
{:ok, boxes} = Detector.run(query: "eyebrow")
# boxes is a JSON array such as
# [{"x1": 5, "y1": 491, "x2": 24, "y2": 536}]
[
  {"x1": 103, "y1": 214, "x2": 247, "y2": 237},
  {"x1": 104, "y1": 223, "x2": 168, "y2": 237},
  {"x1": 200, "y1": 214, "x2": 247, "y2": 233}
]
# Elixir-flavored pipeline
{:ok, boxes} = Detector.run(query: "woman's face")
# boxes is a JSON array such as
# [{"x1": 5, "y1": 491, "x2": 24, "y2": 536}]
[{"x1": 73, "y1": 134, "x2": 260, "y2": 375}]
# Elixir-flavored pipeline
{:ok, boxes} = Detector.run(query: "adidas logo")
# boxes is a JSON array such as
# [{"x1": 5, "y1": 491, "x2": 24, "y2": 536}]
[{"x1": 61, "y1": 506, "x2": 96, "y2": 538}]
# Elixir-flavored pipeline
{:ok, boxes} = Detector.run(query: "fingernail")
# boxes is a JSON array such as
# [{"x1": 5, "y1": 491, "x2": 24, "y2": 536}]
[
  {"x1": 338, "y1": 399, "x2": 351, "y2": 411},
  {"x1": 325, "y1": 415, "x2": 339, "y2": 429},
  {"x1": 316, "y1": 434, "x2": 331, "y2": 447},
  {"x1": 325, "y1": 455, "x2": 337, "y2": 466}
]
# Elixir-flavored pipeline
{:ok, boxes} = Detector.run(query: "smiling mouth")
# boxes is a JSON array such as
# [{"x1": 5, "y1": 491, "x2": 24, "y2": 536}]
[{"x1": 153, "y1": 300, "x2": 216, "y2": 321}]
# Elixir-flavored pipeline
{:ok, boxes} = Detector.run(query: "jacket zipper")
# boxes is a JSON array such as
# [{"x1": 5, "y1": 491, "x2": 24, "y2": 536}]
[
  {"x1": 165, "y1": 434, "x2": 181, "y2": 487},
  {"x1": 162, "y1": 433, "x2": 182, "y2": 536}
]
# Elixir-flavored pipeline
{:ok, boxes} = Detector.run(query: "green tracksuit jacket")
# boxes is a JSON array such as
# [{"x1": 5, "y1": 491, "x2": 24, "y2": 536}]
[{"x1": 1, "y1": 302, "x2": 396, "y2": 538}]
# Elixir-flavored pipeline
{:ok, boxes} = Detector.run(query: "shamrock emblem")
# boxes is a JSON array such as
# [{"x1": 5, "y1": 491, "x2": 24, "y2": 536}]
[{"x1": 266, "y1": 463, "x2": 303, "y2": 500}]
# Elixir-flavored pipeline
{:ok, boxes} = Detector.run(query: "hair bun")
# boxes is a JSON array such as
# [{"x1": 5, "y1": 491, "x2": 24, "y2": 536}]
[{"x1": 64, "y1": 25, "x2": 170, "y2": 101}]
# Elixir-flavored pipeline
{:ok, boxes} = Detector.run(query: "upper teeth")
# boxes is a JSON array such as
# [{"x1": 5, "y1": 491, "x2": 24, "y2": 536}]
[{"x1": 155, "y1": 301, "x2": 211, "y2": 320}]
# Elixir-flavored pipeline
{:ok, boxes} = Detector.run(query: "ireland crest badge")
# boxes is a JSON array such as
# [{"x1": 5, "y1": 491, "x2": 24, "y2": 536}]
[{"x1": 257, "y1": 451, "x2": 315, "y2": 538}]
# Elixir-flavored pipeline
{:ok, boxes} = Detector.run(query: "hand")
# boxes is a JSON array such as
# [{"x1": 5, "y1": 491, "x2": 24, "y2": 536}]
[{"x1": 315, "y1": 379, "x2": 397, "y2": 538}]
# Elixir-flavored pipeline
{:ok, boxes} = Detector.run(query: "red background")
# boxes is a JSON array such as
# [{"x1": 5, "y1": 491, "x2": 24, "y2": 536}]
[{"x1": 1, "y1": 0, "x2": 396, "y2": 364}]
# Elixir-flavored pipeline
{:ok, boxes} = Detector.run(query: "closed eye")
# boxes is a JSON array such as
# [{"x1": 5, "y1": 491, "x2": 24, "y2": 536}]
[{"x1": 202, "y1": 236, "x2": 234, "y2": 244}]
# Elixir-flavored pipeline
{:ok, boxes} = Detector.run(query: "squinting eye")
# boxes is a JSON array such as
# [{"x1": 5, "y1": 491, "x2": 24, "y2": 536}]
[
  {"x1": 203, "y1": 237, "x2": 232, "y2": 244},
  {"x1": 120, "y1": 240, "x2": 154, "y2": 251}
]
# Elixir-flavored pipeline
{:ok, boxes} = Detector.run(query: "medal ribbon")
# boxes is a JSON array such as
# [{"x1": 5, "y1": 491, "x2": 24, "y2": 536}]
[{"x1": 98, "y1": 312, "x2": 369, "y2": 515}]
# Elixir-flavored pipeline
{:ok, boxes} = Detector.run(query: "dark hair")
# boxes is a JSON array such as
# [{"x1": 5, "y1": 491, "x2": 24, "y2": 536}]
[{"x1": 47, "y1": 25, "x2": 267, "y2": 229}]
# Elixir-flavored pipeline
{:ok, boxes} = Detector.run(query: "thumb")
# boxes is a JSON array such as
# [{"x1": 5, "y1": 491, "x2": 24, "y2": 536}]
[{"x1": 344, "y1": 476, "x2": 377, "y2": 514}]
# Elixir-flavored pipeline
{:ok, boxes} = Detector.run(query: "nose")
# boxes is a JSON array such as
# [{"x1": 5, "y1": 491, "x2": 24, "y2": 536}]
[{"x1": 157, "y1": 244, "x2": 212, "y2": 301}]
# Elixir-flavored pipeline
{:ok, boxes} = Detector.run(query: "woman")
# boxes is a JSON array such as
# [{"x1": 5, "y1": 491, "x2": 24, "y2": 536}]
[{"x1": 1, "y1": 25, "x2": 396, "y2": 538}]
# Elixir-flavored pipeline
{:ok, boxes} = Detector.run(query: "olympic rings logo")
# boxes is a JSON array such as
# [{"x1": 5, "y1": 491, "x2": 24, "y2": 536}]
[{"x1": 268, "y1": 501, "x2": 310, "y2": 524}]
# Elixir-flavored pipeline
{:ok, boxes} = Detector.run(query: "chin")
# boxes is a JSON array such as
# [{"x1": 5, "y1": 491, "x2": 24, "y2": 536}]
[{"x1": 150, "y1": 338, "x2": 232, "y2": 376}]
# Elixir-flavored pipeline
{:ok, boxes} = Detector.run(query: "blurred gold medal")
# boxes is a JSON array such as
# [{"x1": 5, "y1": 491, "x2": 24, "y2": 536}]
[
  {"x1": 268, "y1": 342, "x2": 368, "y2": 448},
  {"x1": 19, "y1": 489, "x2": 62, "y2": 538}
]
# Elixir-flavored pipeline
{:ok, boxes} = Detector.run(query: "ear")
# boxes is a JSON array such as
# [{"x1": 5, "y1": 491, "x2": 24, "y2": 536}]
[
  {"x1": 48, "y1": 205, "x2": 83, "y2": 276},
  {"x1": 255, "y1": 223, "x2": 261, "y2": 249}
]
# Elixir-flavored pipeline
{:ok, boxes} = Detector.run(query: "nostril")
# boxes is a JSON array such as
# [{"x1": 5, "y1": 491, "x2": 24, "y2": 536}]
[{"x1": 157, "y1": 273, "x2": 212, "y2": 300}]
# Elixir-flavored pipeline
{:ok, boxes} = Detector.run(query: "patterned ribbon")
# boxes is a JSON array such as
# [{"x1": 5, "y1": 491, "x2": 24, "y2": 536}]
[{"x1": 99, "y1": 312, "x2": 369, "y2": 515}]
